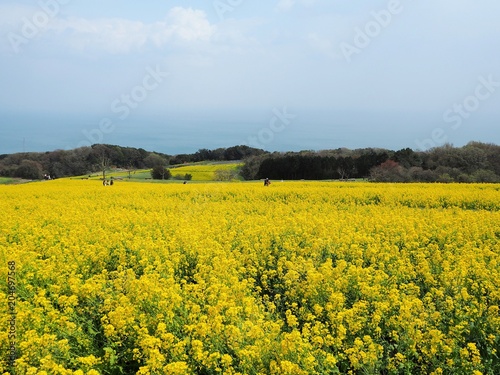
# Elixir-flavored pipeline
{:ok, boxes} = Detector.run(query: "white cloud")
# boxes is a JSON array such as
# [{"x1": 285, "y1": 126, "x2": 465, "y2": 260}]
[
  {"x1": 146, "y1": 7, "x2": 216, "y2": 49},
  {"x1": 52, "y1": 17, "x2": 149, "y2": 54},
  {"x1": 164, "y1": 7, "x2": 214, "y2": 42},
  {"x1": 2, "y1": 6, "x2": 216, "y2": 55}
]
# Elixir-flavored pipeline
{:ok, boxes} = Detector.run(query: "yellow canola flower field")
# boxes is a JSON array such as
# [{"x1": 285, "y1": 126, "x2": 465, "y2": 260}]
[
  {"x1": 1, "y1": 180, "x2": 499, "y2": 375},
  {"x1": 170, "y1": 163, "x2": 242, "y2": 181}
]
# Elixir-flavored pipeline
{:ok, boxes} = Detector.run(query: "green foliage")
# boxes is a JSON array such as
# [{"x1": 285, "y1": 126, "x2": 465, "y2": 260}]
[
  {"x1": 144, "y1": 152, "x2": 169, "y2": 168},
  {"x1": 172, "y1": 173, "x2": 193, "y2": 181},
  {"x1": 244, "y1": 142, "x2": 500, "y2": 182},
  {"x1": 472, "y1": 169, "x2": 499, "y2": 183},
  {"x1": 172, "y1": 145, "x2": 266, "y2": 164},
  {"x1": 0, "y1": 177, "x2": 16, "y2": 184},
  {"x1": 151, "y1": 165, "x2": 171, "y2": 180},
  {"x1": 1, "y1": 142, "x2": 499, "y2": 183},
  {"x1": 214, "y1": 169, "x2": 238, "y2": 181},
  {"x1": 240, "y1": 154, "x2": 267, "y2": 180},
  {"x1": 370, "y1": 160, "x2": 409, "y2": 182},
  {"x1": 15, "y1": 160, "x2": 44, "y2": 180}
]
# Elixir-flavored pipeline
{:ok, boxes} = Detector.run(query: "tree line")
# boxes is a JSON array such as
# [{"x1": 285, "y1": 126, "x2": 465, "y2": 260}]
[
  {"x1": 0, "y1": 144, "x2": 263, "y2": 180},
  {"x1": 168, "y1": 145, "x2": 266, "y2": 165},
  {"x1": 0, "y1": 145, "x2": 154, "y2": 180},
  {"x1": 240, "y1": 142, "x2": 500, "y2": 182},
  {"x1": 1, "y1": 142, "x2": 499, "y2": 182}
]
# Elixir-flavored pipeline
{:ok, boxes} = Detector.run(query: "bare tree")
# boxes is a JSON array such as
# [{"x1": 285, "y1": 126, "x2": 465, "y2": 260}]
[{"x1": 93, "y1": 145, "x2": 110, "y2": 180}]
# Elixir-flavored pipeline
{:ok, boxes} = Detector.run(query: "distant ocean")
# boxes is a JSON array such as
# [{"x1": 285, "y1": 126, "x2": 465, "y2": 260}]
[{"x1": 1, "y1": 110, "x2": 498, "y2": 155}]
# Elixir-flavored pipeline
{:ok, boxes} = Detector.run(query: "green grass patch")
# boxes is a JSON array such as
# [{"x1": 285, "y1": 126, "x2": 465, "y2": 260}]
[{"x1": 0, "y1": 177, "x2": 19, "y2": 185}]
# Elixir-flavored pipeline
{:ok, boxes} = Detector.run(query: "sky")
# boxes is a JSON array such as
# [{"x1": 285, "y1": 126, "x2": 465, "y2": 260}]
[{"x1": 0, "y1": 0, "x2": 499, "y2": 155}]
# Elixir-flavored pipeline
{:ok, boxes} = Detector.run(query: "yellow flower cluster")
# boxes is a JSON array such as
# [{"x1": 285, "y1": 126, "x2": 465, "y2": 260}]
[{"x1": 1, "y1": 180, "x2": 499, "y2": 374}]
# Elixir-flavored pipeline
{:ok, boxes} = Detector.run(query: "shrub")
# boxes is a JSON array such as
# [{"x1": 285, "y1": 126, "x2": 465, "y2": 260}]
[
  {"x1": 472, "y1": 169, "x2": 500, "y2": 183},
  {"x1": 214, "y1": 169, "x2": 238, "y2": 181},
  {"x1": 173, "y1": 173, "x2": 193, "y2": 181},
  {"x1": 370, "y1": 160, "x2": 409, "y2": 182},
  {"x1": 151, "y1": 165, "x2": 171, "y2": 180}
]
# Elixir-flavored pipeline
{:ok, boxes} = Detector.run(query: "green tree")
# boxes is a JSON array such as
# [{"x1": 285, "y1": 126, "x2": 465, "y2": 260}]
[
  {"x1": 144, "y1": 153, "x2": 168, "y2": 168},
  {"x1": 393, "y1": 147, "x2": 422, "y2": 168},
  {"x1": 472, "y1": 169, "x2": 499, "y2": 182},
  {"x1": 151, "y1": 165, "x2": 171, "y2": 180},
  {"x1": 15, "y1": 160, "x2": 44, "y2": 180}
]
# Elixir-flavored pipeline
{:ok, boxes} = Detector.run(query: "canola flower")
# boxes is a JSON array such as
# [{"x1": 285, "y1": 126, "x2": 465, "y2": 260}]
[{"x1": 0, "y1": 180, "x2": 499, "y2": 374}]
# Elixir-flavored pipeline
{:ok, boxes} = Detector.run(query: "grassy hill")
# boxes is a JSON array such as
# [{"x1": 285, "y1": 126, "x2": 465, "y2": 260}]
[{"x1": 70, "y1": 161, "x2": 243, "y2": 182}]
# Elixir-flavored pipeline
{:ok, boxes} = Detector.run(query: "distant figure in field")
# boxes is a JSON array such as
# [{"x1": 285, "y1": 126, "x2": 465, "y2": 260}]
[{"x1": 264, "y1": 178, "x2": 271, "y2": 186}]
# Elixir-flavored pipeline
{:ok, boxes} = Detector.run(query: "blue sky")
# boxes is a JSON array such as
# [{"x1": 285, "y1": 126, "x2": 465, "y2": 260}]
[{"x1": 1, "y1": 0, "x2": 499, "y2": 154}]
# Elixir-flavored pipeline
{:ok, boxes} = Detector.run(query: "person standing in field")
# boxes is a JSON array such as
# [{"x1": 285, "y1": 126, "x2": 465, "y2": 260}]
[{"x1": 264, "y1": 178, "x2": 271, "y2": 186}]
